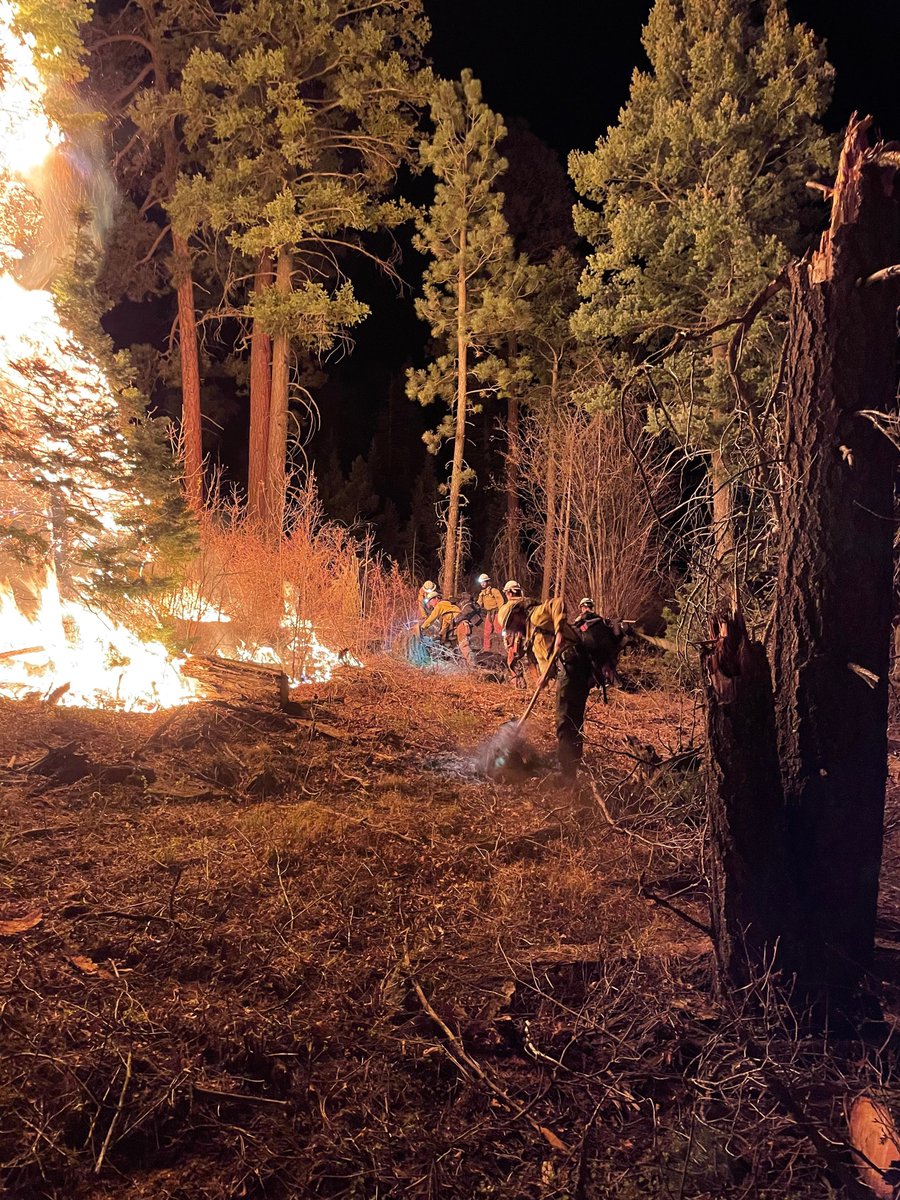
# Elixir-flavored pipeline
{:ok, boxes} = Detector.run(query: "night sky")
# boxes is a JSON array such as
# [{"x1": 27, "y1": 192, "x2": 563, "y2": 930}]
[{"x1": 312, "y1": 0, "x2": 900, "y2": 520}]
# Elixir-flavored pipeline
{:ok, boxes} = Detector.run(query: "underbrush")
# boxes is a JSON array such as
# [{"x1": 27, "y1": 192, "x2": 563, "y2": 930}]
[{"x1": 160, "y1": 479, "x2": 414, "y2": 667}]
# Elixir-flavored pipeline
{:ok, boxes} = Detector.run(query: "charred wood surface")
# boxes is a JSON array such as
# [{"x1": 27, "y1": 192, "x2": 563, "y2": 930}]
[{"x1": 707, "y1": 118, "x2": 900, "y2": 1000}]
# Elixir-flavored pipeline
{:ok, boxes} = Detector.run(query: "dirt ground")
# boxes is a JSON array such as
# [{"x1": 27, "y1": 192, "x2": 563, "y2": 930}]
[{"x1": 1, "y1": 655, "x2": 899, "y2": 1199}]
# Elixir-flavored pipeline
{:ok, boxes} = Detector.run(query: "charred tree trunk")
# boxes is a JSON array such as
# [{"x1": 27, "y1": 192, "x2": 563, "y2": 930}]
[
  {"x1": 771, "y1": 117, "x2": 900, "y2": 997},
  {"x1": 704, "y1": 614, "x2": 802, "y2": 986},
  {"x1": 248, "y1": 250, "x2": 273, "y2": 526},
  {"x1": 706, "y1": 117, "x2": 900, "y2": 1003}
]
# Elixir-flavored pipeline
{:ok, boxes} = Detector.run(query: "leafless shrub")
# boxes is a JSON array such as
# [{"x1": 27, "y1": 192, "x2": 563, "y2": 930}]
[
  {"x1": 520, "y1": 403, "x2": 669, "y2": 619},
  {"x1": 159, "y1": 475, "x2": 414, "y2": 664}
]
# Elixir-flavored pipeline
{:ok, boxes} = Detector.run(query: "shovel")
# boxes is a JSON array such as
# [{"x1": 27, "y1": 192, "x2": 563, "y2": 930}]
[{"x1": 513, "y1": 646, "x2": 562, "y2": 733}]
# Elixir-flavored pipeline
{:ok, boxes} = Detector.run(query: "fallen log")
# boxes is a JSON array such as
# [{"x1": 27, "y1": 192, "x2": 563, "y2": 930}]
[
  {"x1": 0, "y1": 645, "x2": 44, "y2": 661},
  {"x1": 181, "y1": 655, "x2": 289, "y2": 708}
]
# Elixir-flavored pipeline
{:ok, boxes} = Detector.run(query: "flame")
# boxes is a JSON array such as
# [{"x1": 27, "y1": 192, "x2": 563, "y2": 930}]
[
  {"x1": 0, "y1": 580, "x2": 203, "y2": 710},
  {"x1": 0, "y1": 5, "x2": 357, "y2": 711}
]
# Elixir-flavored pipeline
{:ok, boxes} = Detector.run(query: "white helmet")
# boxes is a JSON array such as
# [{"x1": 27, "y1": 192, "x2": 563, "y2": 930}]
[
  {"x1": 579, "y1": 597, "x2": 595, "y2": 609},
  {"x1": 476, "y1": 573, "x2": 491, "y2": 587},
  {"x1": 422, "y1": 579, "x2": 436, "y2": 592},
  {"x1": 503, "y1": 579, "x2": 522, "y2": 596}
]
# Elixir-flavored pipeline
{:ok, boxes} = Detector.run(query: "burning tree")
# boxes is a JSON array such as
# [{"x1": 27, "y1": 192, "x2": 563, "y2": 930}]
[{"x1": 0, "y1": 0, "x2": 197, "y2": 709}]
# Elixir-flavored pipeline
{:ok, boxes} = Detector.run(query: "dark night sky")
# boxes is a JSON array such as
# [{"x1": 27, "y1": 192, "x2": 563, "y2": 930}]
[{"x1": 425, "y1": 0, "x2": 900, "y2": 145}]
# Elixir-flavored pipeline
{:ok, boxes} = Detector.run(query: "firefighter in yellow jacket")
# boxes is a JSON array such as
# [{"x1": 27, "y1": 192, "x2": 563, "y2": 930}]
[
  {"x1": 475, "y1": 573, "x2": 505, "y2": 653},
  {"x1": 420, "y1": 597, "x2": 474, "y2": 666}
]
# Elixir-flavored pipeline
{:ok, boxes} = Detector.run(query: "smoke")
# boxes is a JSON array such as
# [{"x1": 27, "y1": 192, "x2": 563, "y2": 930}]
[{"x1": 14, "y1": 102, "x2": 117, "y2": 291}]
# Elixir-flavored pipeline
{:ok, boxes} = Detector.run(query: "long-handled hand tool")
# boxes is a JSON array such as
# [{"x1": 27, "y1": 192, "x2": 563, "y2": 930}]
[{"x1": 513, "y1": 646, "x2": 561, "y2": 733}]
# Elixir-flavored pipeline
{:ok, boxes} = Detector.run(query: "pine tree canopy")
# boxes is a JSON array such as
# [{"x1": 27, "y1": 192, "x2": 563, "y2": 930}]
[
  {"x1": 165, "y1": 0, "x2": 430, "y2": 353},
  {"x1": 408, "y1": 70, "x2": 532, "y2": 446},
  {"x1": 570, "y1": 0, "x2": 834, "y2": 445}
]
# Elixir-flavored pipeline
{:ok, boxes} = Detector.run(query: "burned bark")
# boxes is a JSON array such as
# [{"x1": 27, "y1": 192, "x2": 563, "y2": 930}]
[
  {"x1": 703, "y1": 613, "x2": 802, "y2": 987},
  {"x1": 706, "y1": 117, "x2": 900, "y2": 1001}
]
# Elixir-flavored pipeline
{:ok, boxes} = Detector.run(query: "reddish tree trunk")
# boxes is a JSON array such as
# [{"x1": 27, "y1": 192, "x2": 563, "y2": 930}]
[
  {"x1": 706, "y1": 118, "x2": 900, "y2": 1002},
  {"x1": 442, "y1": 227, "x2": 468, "y2": 599},
  {"x1": 248, "y1": 250, "x2": 273, "y2": 526},
  {"x1": 265, "y1": 247, "x2": 293, "y2": 537},
  {"x1": 173, "y1": 231, "x2": 203, "y2": 510}
]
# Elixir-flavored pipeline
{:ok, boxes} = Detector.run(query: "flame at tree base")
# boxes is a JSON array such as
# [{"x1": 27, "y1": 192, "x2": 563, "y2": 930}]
[{"x1": 0, "y1": 580, "x2": 204, "y2": 710}]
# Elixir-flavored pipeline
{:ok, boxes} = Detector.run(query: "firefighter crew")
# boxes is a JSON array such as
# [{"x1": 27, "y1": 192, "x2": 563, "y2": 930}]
[
  {"x1": 474, "y1": 572, "x2": 505, "y2": 653},
  {"x1": 419, "y1": 595, "x2": 474, "y2": 666}
]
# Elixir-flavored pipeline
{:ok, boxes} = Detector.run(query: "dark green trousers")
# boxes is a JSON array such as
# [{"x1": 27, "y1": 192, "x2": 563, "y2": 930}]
[{"x1": 555, "y1": 646, "x2": 593, "y2": 773}]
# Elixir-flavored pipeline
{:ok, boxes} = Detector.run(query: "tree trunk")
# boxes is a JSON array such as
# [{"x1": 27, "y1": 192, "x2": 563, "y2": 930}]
[
  {"x1": 248, "y1": 249, "x2": 273, "y2": 526},
  {"x1": 265, "y1": 247, "x2": 293, "y2": 538},
  {"x1": 173, "y1": 231, "x2": 203, "y2": 510},
  {"x1": 708, "y1": 446, "x2": 733, "y2": 596},
  {"x1": 442, "y1": 228, "x2": 468, "y2": 599},
  {"x1": 770, "y1": 118, "x2": 900, "y2": 999},
  {"x1": 705, "y1": 117, "x2": 900, "y2": 1004},
  {"x1": 703, "y1": 613, "x2": 803, "y2": 988},
  {"x1": 541, "y1": 359, "x2": 560, "y2": 602},
  {"x1": 502, "y1": 334, "x2": 521, "y2": 582},
  {"x1": 557, "y1": 431, "x2": 573, "y2": 600}
]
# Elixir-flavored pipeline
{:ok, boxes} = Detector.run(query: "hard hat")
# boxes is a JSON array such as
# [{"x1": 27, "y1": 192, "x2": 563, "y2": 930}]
[
  {"x1": 579, "y1": 597, "x2": 595, "y2": 609},
  {"x1": 503, "y1": 579, "x2": 522, "y2": 594},
  {"x1": 476, "y1": 573, "x2": 490, "y2": 587},
  {"x1": 422, "y1": 580, "x2": 436, "y2": 592}
]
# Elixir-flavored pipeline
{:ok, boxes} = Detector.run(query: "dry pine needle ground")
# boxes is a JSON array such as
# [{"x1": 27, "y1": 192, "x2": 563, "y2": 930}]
[{"x1": 1, "y1": 658, "x2": 900, "y2": 1199}]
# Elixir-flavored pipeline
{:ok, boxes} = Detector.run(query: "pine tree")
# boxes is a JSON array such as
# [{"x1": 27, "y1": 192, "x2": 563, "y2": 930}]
[
  {"x1": 88, "y1": 0, "x2": 214, "y2": 511},
  {"x1": 0, "y1": 4, "x2": 193, "y2": 603},
  {"x1": 168, "y1": 0, "x2": 429, "y2": 534},
  {"x1": 570, "y1": 0, "x2": 833, "y2": 587},
  {"x1": 408, "y1": 71, "x2": 531, "y2": 597}
]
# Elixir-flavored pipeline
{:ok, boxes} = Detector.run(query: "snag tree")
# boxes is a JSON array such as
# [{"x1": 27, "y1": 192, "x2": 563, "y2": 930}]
[{"x1": 705, "y1": 118, "x2": 900, "y2": 1003}]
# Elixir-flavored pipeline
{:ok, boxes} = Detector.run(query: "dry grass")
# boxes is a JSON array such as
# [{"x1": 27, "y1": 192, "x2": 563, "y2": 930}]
[
  {"x1": 0, "y1": 660, "x2": 899, "y2": 1198},
  {"x1": 161, "y1": 479, "x2": 414, "y2": 666}
]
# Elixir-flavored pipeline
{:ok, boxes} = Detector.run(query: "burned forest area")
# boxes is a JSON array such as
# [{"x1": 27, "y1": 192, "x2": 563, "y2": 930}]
[{"x1": 8, "y1": 0, "x2": 900, "y2": 1197}]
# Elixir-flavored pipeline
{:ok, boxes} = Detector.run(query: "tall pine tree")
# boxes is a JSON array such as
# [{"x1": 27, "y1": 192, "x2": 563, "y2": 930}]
[
  {"x1": 570, "y1": 0, "x2": 833, "y2": 592},
  {"x1": 168, "y1": 0, "x2": 429, "y2": 534},
  {"x1": 408, "y1": 71, "x2": 531, "y2": 597}
]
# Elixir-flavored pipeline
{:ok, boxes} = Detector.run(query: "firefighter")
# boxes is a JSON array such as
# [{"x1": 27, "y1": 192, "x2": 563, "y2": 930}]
[
  {"x1": 555, "y1": 606, "x2": 628, "y2": 775},
  {"x1": 416, "y1": 580, "x2": 438, "y2": 621},
  {"x1": 576, "y1": 597, "x2": 598, "y2": 625},
  {"x1": 497, "y1": 581, "x2": 538, "y2": 686},
  {"x1": 475, "y1": 572, "x2": 505, "y2": 653},
  {"x1": 420, "y1": 595, "x2": 474, "y2": 666}
]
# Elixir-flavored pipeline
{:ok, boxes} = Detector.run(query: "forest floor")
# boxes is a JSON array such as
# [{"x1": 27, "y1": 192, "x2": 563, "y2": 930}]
[{"x1": 2, "y1": 652, "x2": 900, "y2": 1199}]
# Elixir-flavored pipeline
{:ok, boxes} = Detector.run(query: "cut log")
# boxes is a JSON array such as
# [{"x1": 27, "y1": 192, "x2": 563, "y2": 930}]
[
  {"x1": 0, "y1": 645, "x2": 43, "y2": 661},
  {"x1": 848, "y1": 1096, "x2": 900, "y2": 1199}
]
